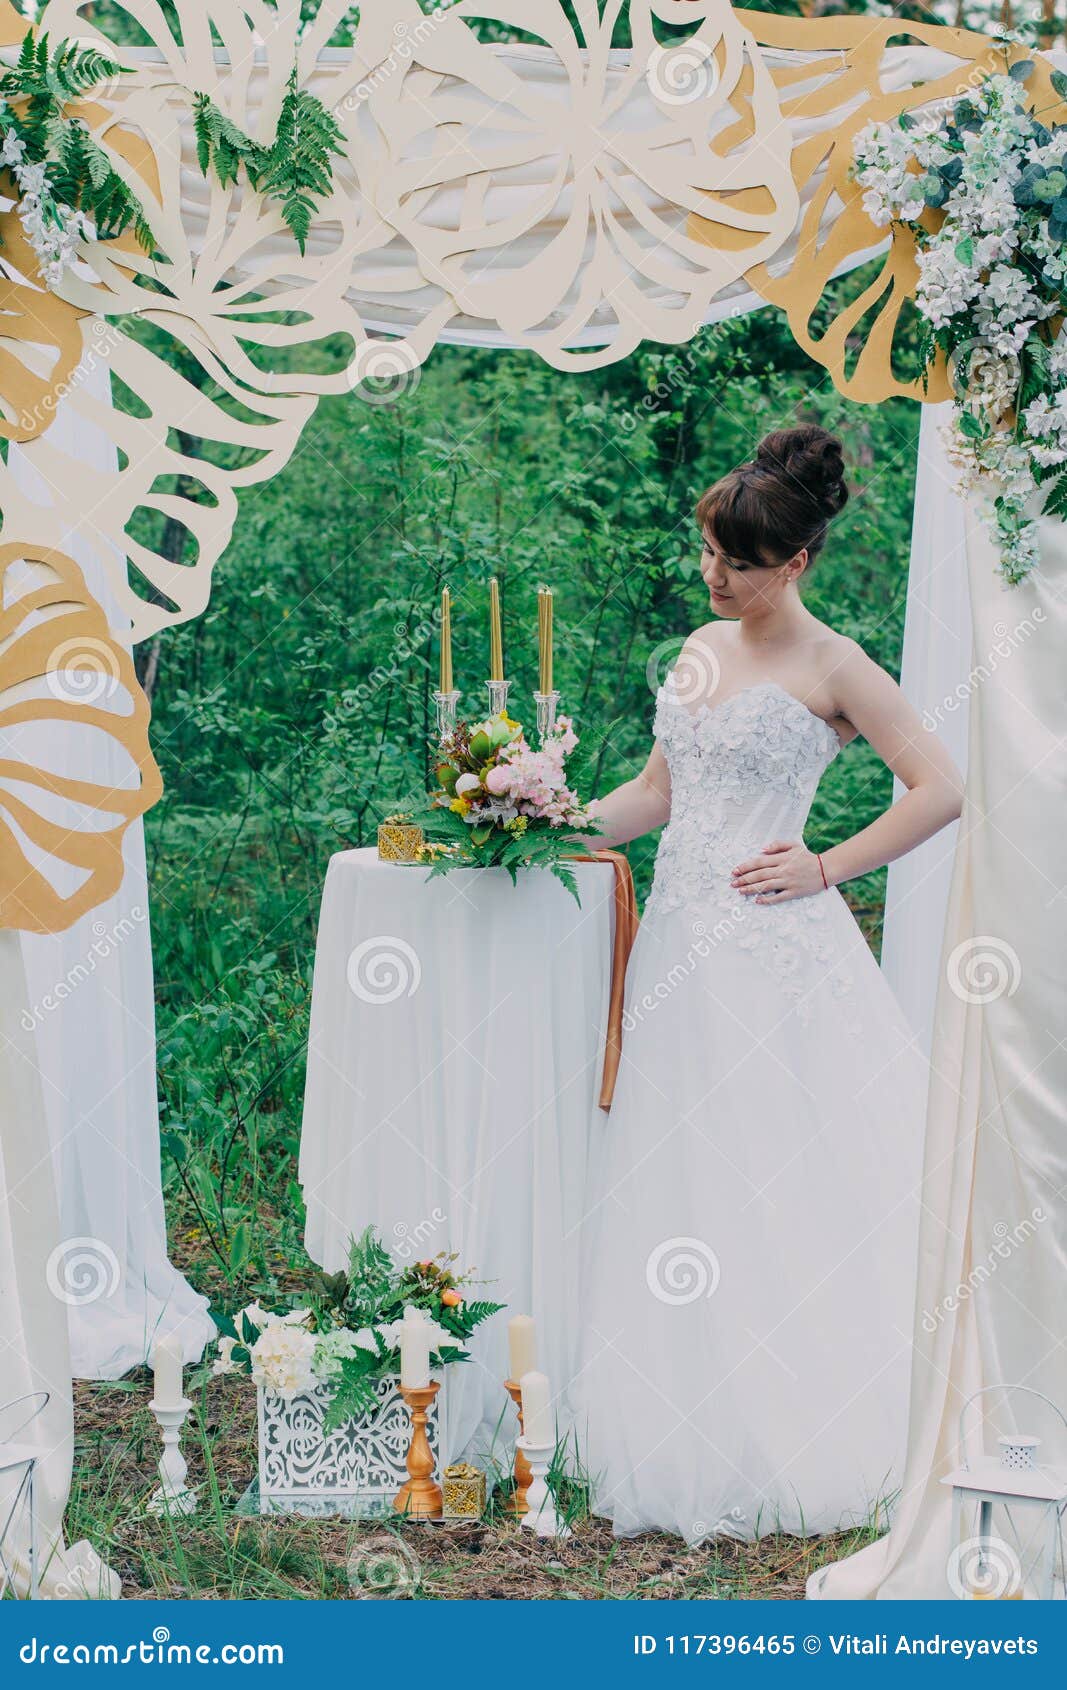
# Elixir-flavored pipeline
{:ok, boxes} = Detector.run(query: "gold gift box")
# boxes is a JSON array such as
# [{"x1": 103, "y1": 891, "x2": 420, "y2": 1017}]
[
  {"x1": 377, "y1": 820, "x2": 425, "y2": 863},
  {"x1": 442, "y1": 1461, "x2": 487, "y2": 1520}
]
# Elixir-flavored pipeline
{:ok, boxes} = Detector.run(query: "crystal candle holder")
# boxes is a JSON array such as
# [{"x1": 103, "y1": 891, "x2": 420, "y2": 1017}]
[
  {"x1": 434, "y1": 690, "x2": 460, "y2": 741},
  {"x1": 533, "y1": 690, "x2": 560, "y2": 744},
  {"x1": 486, "y1": 678, "x2": 511, "y2": 717}
]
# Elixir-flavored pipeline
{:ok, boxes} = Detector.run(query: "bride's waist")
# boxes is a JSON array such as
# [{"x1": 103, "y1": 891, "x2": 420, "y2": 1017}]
[
  {"x1": 647, "y1": 815, "x2": 806, "y2": 913},
  {"x1": 658, "y1": 810, "x2": 808, "y2": 859}
]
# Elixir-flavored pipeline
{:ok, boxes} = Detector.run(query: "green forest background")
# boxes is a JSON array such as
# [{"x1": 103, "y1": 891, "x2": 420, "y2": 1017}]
[
  {"x1": 140, "y1": 320, "x2": 921, "y2": 1294},
  {"x1": 89, "y1": 0, "x2": 976, "y2": 1303}
]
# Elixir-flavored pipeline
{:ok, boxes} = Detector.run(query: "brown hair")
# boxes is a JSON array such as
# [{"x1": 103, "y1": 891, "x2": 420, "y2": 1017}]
[{"x1": 696, "y1": 425, "x2": 849, "y2": 569}]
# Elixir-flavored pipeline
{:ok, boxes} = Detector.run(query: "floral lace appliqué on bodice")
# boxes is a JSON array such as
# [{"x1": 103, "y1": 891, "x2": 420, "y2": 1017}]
[{"x1": 645, "y1": 675, "x2": 857, "y2": 1022}]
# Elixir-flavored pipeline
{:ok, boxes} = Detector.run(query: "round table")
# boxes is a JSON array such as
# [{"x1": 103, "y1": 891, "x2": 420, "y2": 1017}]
[{"x1": 298, "y1": 848, "x2": 618, "y2": 1467}]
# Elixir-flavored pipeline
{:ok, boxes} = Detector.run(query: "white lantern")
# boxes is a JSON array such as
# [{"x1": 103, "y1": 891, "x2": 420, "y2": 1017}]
[
  {"x1": 0, "y1": 1393, "x2": 49, "y2": 1600},
  {"x1": 941, "y1": 1387, "x2": 1067, "y2": 1600}
]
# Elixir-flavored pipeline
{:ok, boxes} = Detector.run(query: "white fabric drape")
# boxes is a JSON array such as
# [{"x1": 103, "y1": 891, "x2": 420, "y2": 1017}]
[
  {"x1": 12, "y1": 358, "x2": 213, "y2": 1379},
  {"x1": 810, "y1": 489, "x2": 1067, "y2": 1600},
  {"x1": 158, "y1": 35, "x2": 917, "y2": 348},
  {"x1": 882, "y1": 405, "x2": 972, "y2": 1053},
  {"x1": 0, "y1": 932, "x2": 120, "y2": 1598},
  {"x1": 300, "y1": 849, "x2": 616, "y2": 1469}
]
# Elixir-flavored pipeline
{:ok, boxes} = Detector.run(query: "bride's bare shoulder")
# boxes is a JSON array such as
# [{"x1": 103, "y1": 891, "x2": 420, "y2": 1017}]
[
  {"x1": 809, "y1": 623, "x2": 869, "y2": 673},
  {"x1": 682, "y1": 621, "x2": 727, "y2": 654}
]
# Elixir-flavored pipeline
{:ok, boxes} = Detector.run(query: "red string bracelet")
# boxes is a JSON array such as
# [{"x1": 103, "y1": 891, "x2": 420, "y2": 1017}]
[{"x1": 817, "y1": 853, "x2": 829, "y2": 891}]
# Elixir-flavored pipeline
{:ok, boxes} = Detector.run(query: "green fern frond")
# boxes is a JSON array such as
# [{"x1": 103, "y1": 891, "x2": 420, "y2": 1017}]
[{"x1": 193, "y1": 70, "x2": 344, "y2": 254}]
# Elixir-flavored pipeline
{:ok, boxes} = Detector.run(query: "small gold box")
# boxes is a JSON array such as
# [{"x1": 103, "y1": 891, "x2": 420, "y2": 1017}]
[
  {"x1": 377, "y1": 821, "x2": 425, "y2": 863},
  {"x1": 442, "y1": 1461, "x2": 487, "y2": 1520}
]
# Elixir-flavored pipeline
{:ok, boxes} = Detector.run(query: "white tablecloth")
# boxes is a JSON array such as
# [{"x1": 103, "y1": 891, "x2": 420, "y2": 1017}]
[{"x1": 299, "y1": 848, "x2": 617, "y2": 1467}]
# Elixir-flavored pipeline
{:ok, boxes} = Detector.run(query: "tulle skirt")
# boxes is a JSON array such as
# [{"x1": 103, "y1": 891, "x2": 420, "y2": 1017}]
[{"x1": 573, "y1": 893, "x2": 926, "y2": 1543}]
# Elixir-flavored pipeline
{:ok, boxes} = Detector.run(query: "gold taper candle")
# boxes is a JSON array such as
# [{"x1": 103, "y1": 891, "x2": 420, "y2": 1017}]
[
  {"x1": 538, "y1": 588, "x2": 554, "y2": 695},
  {"x1": 489, "y1": 577, "x2": 504, "y2": 682},
  {"x1": 439, "y1": 587, "x2": 453, "y2": 694}
]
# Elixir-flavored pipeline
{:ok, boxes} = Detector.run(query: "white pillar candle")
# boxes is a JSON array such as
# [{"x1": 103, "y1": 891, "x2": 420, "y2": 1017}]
[
  {"x1": 152, "y1": 1333, "x2": 184, "y2": 1409},
  {"x1": 400, "y1": 1309, "x2": 431, "y2": 1389},
  {"x1": 520, "y1": 1370, "x2": 553, "y2": 1446},
  {"x1": 508, "y1": 1314, "x2": 537, "y2": 1383}
]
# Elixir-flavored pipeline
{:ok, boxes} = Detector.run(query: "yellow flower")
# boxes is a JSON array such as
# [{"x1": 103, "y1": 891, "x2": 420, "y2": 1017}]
[{"x1": 450, "y1": 795, "x2": 471, "y2": 817}]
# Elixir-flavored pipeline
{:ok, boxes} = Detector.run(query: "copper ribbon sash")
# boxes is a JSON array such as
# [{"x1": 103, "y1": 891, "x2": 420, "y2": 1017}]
[{"x1": 575, "y1": 851, "x2": 640, "y2": 1111}]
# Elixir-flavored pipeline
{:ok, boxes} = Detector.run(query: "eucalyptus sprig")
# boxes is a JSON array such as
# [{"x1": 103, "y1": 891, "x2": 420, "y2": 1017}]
[{"x1": 192, "y1": 70, "x2": 344, "y2": 254}]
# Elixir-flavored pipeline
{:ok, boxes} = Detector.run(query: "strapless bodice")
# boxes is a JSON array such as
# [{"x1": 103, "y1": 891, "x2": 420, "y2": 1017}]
[{"x1": 645, "y1": 674, "x2": 841, "y2": 922}]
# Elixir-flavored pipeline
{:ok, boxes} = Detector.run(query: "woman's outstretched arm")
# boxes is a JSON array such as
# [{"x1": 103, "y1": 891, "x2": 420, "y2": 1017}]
[{"x1": 577, "y1": 741, "x2": 672, "y2": 850}]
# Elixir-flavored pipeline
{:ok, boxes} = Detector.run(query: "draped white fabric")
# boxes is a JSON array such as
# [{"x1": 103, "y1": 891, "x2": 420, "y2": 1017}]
[
  {"x1": 12, "y1": 358, "x2": 213, "y2": 1379},
  {"x1": 882, "y1": 405, "x2": 971, "y2": 1054},
  {"x1": 810, "y1": 487, "x2": 1067, "y2": 1600},
  {"x1": 0, "y1": 932, "x2": 120, "y2": 1598},
  {"x1": 148, "y1": 38, "x2": 957, "y2": 352},
  {"x1": 300, "y1": 850, "x2": 616, "y2": 1469}
]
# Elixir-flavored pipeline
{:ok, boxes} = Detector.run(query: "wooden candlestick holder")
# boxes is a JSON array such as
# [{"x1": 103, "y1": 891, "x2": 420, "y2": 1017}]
[
  {"x1": 502, "y1": 1379, "x2": 534, "y2": 1519},
  {"x1": 395, "y1": 1382, "x2": 443, "y2": 1520}
]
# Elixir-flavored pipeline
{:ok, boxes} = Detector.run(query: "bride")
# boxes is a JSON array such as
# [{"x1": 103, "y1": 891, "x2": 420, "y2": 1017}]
[{"x1": 574, "y1": 425, "x2": 963, "y2": 1544}]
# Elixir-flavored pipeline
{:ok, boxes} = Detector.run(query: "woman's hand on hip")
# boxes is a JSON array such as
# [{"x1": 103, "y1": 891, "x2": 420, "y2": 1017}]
[{"x1": 731, "y1": 841, "x2": 827, "y2": 904}]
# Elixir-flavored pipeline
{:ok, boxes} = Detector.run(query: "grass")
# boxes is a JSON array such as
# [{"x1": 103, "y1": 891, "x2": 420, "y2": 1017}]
[{"x1": 69, "y1": 1376, "x2": 883, "y2": 1601}]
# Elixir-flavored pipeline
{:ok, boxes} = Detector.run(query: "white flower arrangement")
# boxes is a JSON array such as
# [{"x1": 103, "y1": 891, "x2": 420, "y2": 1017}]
[
  {"x1": 212, "y1": 1302, "x2": 469, "y2": 1402},
  {"x1": 210, "y1": 1229, "x2": 504, "y2": 1427},
  {"x1": 853, "y1": 59, "x2": 1067, "y2": 583}
]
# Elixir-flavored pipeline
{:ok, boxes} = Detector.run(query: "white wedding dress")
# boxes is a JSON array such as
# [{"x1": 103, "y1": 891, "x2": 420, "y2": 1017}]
[{"x1": 575, "y1": 674, "x2": 927, "y2": 1544}]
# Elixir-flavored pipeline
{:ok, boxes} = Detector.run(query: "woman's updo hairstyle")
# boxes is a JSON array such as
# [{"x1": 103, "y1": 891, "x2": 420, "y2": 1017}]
[{"x1": 696, "y1": 425, "x2": 848, "y2": 569}]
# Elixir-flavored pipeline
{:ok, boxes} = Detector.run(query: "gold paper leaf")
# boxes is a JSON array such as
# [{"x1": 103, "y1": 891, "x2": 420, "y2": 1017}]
[{"x1": 0, "y1": 542, "x2": 162, "y2": 933}]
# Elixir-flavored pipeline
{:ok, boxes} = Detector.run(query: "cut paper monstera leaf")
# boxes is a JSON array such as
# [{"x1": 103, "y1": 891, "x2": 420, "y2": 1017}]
[
  {"x1": 0, "y1": 542, "x2": 162, "y2": 933},
  {"x1": 721, "y1": 13, "x2": 1060, "y2": 404}
]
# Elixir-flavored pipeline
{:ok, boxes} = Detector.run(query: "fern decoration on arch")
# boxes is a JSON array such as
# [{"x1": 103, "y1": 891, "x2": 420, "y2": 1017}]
[
  {"x1": 192, "y1": 70, "x2": 345, "y2": 255},
  {"x1": 0, "y1": 29, "x2": 155, "y2": 269}
]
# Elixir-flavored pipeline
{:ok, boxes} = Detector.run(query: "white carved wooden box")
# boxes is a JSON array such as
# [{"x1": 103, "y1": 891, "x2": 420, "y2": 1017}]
[{"x1": 255, "y1": 1377, "x2": 439, "y2": 1518}]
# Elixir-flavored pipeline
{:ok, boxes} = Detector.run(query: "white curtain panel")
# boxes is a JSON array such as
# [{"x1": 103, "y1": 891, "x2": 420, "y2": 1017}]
[
  {"x1": 0, "y1": 932, "x2": 120, "y2": 1597},
  {"x1": 811, "y1": 481, "x2": 1067, "y2": 1599},
  {"x1": 882, "y1": 405, "x2": 972, "y2": 1053},
  {"x1": 12, "y1": 357, "x2": 213, "y2": 1379}
]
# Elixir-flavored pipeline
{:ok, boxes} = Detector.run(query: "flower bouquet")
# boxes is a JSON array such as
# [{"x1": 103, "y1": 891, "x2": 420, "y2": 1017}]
[
  {"x1": 852, "y1": 57, "x2": 1067, "y2": 583},
  {"x1": 213, "y1": 1227, "x2": 503, "y2": 1433},
  {"x1": 410, "y1": 710, "x2": 606, "y2": 900}
]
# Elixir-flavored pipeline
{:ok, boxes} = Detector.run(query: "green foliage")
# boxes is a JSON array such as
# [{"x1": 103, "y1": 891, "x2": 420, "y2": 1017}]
[
  {"x1": 0, "y1": 29, "x2": 153, "y2": 251},
  {"x1": 136, "y1": 302, "x2": 917, "y2": 1325},
  {"x1": 192, "y1": 70, "x2": 344, "y2": 254},
  {"x1": 411, "y1": 798, "x2": 594, "y2": 901}
]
